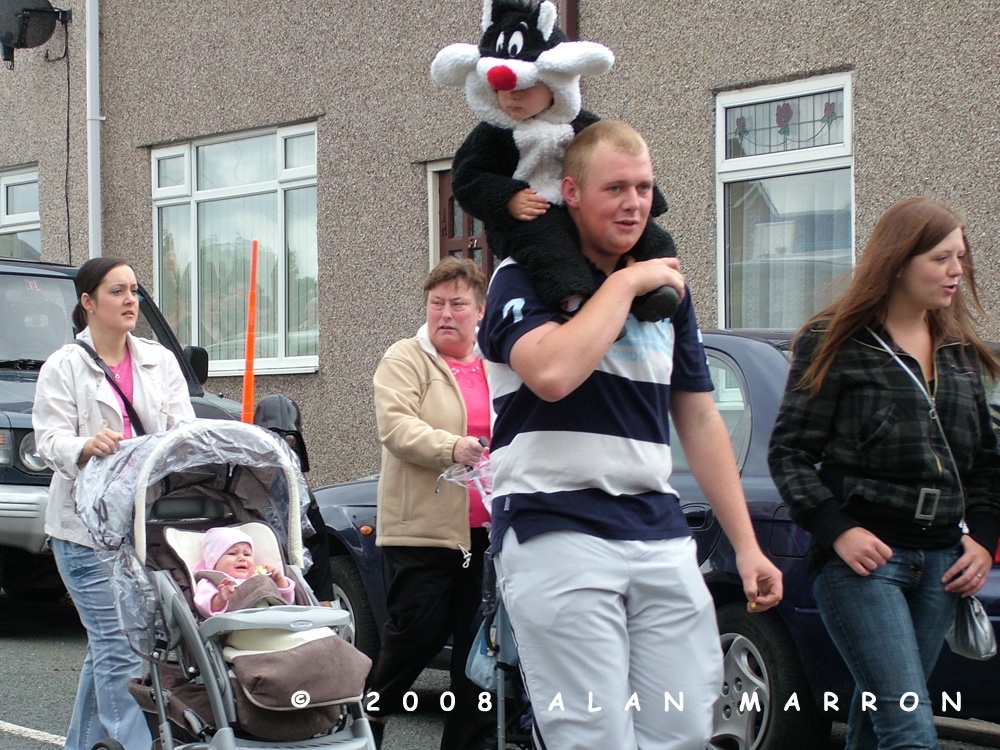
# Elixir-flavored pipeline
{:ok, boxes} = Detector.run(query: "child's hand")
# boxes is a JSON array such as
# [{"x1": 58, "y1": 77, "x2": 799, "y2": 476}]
[
  {"x1": 213, "y1": 577, "x2": 236, "y2": 611},
  {"x1": 508, "y1": 188, "x2": 549, "y2": 221},
  {"x1": 264, "y1": 565, "x2": 289, "y2": 588}
]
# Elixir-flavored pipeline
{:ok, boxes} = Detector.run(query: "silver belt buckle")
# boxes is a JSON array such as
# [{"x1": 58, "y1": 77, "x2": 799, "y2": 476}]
[{"x1": 914, "y1": 488, "x2": 941, "y2": 524}]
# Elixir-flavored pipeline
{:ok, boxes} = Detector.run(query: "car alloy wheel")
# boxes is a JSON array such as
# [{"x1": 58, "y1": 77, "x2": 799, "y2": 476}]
[{"x1": 710, "y1": 603, "x2": 830, "y2": 750}]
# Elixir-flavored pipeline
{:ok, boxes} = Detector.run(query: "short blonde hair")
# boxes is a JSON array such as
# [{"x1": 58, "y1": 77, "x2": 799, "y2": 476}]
[
  {"x1": 423, "y1": 257, "x2": 488, "y2": 304},
  {"x1": 563, "y1": 120, "x2": 649, "y2": 186}
]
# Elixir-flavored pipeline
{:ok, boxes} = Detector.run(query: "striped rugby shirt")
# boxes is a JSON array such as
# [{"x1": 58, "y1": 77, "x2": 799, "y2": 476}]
[{"x1": 478, "y1": 258, "x2": 714, "y2": 552}]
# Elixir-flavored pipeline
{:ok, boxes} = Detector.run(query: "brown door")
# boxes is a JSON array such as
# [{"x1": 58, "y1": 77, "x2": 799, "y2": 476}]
[{"x1": 438, "y1": 170, "x2": 493, "y2": 277}]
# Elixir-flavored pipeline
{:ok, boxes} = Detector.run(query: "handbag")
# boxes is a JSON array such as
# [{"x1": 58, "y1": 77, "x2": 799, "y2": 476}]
[
  {"x1": 74, "y1": 340, "x2": 147, "y2": 435},
  {"x1": 869, "y1": 328, "x2": 997, "y2": 661},
  {"x1": 947, "y1": 594, "x2": 997, "y2": 661},
  {"x1": 466, "y1": 616, "x2": 501, "y2": 692}
]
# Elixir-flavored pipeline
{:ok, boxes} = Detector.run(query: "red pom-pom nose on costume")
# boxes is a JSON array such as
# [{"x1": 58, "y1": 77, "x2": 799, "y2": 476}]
[{"x1": 487, "y1": 65, "x2": 518, "y2": 91}]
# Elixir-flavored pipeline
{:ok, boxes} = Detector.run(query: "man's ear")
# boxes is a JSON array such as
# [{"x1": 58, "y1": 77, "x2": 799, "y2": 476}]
[{"x1": 561, "y1": 175, "x2": 580, "y2": 208}]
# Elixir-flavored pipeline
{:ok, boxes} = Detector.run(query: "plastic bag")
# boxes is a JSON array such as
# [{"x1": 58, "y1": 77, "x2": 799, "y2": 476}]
[{"x1": 436, "y1": 455, "x2": 492, "y2": 517}]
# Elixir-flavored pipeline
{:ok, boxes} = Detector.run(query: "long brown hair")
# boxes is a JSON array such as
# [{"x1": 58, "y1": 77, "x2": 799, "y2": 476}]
[{"x1": 796, "y1": 196, "x2": 999, "y2": 394}]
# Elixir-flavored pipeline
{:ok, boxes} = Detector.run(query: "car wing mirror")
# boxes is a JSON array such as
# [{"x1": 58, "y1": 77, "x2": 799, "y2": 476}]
[{"x1": 184, "y1": 345, "x2": 209, "y2": 384}]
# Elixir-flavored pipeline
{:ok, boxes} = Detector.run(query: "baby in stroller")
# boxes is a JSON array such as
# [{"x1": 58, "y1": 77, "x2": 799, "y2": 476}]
[
  {"x1": 74, "y1": 419, "x2": 376, "y2": 750},
  {"x1": 193, "y1": 526, "x2": 295, "y2": 617}
]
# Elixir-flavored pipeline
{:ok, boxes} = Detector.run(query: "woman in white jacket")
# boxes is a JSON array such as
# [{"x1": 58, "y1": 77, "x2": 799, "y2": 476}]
[{"x1": 32, "y1": 256, "x2": 194, "y2": 750}]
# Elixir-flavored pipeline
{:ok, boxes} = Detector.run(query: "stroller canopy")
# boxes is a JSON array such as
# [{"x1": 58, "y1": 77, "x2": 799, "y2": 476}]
[{"x1": 74, "y1": 419, "x2": 310, "y2": 566}]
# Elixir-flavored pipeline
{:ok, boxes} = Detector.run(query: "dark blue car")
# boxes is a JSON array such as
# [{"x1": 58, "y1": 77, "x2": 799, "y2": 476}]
[{"x1": 314, "y1": 330, "x2": 1000, "y2": 750}]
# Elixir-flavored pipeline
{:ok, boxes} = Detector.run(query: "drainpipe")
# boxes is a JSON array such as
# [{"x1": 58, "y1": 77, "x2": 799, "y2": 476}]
[{"x1": 85, "y1": 0, "x2": 102, "y2": 258}]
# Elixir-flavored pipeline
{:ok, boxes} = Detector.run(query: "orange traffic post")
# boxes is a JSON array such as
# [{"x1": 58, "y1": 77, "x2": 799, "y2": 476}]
[{"x1": 240, "y1": 238, "x2": 259, "y2": 423}]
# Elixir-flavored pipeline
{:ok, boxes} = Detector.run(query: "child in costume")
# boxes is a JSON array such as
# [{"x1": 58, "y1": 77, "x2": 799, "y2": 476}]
[
  {"x1": 432, "y1": 0, "x2": 678, "y2": 320},
  {"x1": 193, "y1": 527, "x2": 295, "y2": 618}
]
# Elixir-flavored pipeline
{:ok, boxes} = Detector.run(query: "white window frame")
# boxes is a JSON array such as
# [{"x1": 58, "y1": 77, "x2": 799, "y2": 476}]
[
  {"x1": 426, "y1": 159, "x2": 452, "y2": 270},
  {"x1": 1, "y1": 167, "x2": 40, "y2": 229},
  {"x1": 715, "y1": 73, "x2": 855, "y2": 327},
  {"x1": 151, "y1": 124, "x2": 318, "y2": 376}
]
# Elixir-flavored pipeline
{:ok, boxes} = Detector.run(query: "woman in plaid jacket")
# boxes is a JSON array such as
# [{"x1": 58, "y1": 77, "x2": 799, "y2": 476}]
[{"x1": 768, "y1": 196, "x2": 1000, "y2": 750}]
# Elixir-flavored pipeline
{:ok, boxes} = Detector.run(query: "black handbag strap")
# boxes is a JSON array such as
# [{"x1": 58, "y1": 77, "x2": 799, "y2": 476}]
[{"x1": 74, "y1": 340, "x2": 147, "y2": 436}]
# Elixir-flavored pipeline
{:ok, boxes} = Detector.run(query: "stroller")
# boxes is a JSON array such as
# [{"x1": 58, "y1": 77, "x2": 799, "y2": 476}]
[
  {"x1": 74, "y1": 419, "x2": 376, "y2": 750},
  {"x1": 438, "y1": 461, "x2": 533, "y2": 750}
]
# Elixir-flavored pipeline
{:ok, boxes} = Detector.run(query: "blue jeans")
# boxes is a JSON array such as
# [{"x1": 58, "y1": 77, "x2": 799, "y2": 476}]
[
  {"x1": 52, "y1": 538, "x2": 151, "y2": 750},
  {"x1": 814, "y1": 545, "x2": 960, "y2": 750}
]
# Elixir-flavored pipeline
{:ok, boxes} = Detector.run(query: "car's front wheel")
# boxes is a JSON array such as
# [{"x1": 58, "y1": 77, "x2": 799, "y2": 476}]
[
  {"x1": 329, "y1": 556, "x2": 379, "y2": 660},
  {"x1": 710, "y1": 603, "x2": 831, "y2": 750}
]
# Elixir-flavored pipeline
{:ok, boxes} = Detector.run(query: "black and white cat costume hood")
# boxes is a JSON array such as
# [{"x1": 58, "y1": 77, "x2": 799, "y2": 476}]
[
  {"x1": 431, "y1": 0, "x2": 677, "y2": 320},
  {"x1": 432, "y1": 0, "x2": 613, "y2": 130},
  {"x1": 431, "y1": 0, "x2": 613, "y2": 205}
]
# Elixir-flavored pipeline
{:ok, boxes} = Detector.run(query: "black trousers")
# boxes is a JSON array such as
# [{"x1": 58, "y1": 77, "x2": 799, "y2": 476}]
[{"x1": 366, "y1": 527, "x2": 491, "y2": 750}]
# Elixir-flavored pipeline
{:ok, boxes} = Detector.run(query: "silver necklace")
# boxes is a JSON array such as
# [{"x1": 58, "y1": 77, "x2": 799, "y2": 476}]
[{"x1": 109, "y1": 359, "x2": 128, "y2": 380}]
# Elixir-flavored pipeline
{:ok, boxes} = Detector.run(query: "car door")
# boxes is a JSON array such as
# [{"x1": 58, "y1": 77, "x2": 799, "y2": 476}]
[{"x1": 672, "y1": 346, "x2": 753, "y2": 565}]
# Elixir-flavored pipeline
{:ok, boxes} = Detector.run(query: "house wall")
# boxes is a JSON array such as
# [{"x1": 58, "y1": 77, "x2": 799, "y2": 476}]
[{"x1": 3, "y1": 1, "x2": 999, "y2": 487}]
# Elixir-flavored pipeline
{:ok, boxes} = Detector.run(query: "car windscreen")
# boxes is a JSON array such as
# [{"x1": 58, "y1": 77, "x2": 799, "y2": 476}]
[{"x1": 0, "y1": 274, "x2": 77, "y2": 367}]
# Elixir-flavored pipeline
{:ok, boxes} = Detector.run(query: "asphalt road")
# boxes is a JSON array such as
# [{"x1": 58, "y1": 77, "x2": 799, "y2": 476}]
[{"x1": 1, "y1": 592, "x2": 997, "y2": 750}]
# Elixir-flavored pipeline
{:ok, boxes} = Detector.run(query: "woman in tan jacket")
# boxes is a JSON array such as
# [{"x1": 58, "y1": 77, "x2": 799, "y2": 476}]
[{"x1": 365, "y1": 258, "x2": 491, "y2": 750}]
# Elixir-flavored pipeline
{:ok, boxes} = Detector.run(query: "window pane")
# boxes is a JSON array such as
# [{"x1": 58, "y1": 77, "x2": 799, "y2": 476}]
[
  {"x1": 284, "y1": 133, "x2": 316, "y2": 170},
  {"x1": 157, "y1": 156, "x2": 185, "y2": 189},
  {"x1": 153, "y1": 125, "x2": 318, "y2": 369},
  {"x1": 451, "y1": 198, "x2": 463, "y2": 238},
  {"x1": 285, "y1": 187, "x2": 318, "y2": 357},
  {"x1": 157, "y1": 205, "x2": 193, "y2": 345},
  {"x1": 671, "y1": 354, "x2": 750, "y2": 472},
  {"x1": 709, "y1": 357, "x2": 750, "y2": 463},
  {"x1": 197, "y1": 134, "x2": 276, "y2": 190},
  {"x1": 0, "y1": 275, "x2": 75, "y2": 361},
  {"x1": 725, "y1": 89, "x2": 844, "y2": 159},
  {"x1": 726, "y1": 169, "x2": 852, "y2": 330},
  {"x1": 0, "y1": 229, "x2": 41, "y2": 259},
  {"x1": 197, "y1": 194, "x2": 277, "y2": 360},
  {"x1": 6, "y1": 180, "x2": 39, "y2": 215}
]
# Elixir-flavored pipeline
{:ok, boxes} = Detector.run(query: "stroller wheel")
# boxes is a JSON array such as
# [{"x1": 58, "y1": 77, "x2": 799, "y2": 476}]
[{"x1": 91, "y1": 740, "x2": 126, "y2": 750}]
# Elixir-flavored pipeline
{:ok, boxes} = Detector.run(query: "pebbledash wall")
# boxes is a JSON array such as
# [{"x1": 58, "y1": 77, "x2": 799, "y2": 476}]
[{"x1": 2, "y1": 0, "x2": 999, "y2": 487}]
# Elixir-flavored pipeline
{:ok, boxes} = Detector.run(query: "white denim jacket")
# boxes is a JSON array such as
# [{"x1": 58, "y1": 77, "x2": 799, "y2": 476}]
[{"x1": 33, "y1": 329, "x2": 195, "y2": 547}]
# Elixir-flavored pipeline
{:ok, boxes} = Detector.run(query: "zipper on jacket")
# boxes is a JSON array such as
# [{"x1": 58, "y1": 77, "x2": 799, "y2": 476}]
[{"x1": 897, "y1": 344, "x2": 947, "y2": 482}]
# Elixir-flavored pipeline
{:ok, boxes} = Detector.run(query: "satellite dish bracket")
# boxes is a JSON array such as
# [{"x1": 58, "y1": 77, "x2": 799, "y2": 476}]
[
  {"x1": 17, "y1": 7, "x2": 70, "y2": 47},
  {"x1": 2, "y1": 3, "x2": 70, "y2": 69}
]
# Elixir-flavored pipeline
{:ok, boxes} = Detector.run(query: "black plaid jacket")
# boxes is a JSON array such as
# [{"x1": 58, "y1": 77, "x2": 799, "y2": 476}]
[{"x1": 768, "y1": 324, "x2": 1000, "y2": 558}]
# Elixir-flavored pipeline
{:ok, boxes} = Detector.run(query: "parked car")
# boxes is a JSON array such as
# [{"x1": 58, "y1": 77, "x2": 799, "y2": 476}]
[
  {"x1": 0, "y1": 258, "x2": 242, "y2": 599},
  {"x1": 314, "y1": 329, "x2": 1000, "y2": 750}
]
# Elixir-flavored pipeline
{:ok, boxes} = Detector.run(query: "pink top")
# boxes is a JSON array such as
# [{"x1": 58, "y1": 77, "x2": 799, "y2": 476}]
[
  {"x1": 446, "y1": 357, "x2": 491, "y2": 528},
  {"x1": 107, "y1": 346, "x2": 135, "y2": 438}
]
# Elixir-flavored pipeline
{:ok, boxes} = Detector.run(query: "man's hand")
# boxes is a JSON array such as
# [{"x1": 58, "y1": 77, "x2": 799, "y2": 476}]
[
  {"x1": 737, "y1": 549, "x2": 783, "y2": 613},
  {"x1": 508, "y1": 188, "x2": 550, "y2": 221},
  {"x1": 622, "y1": 256, "x2": 685, "y2": 301},
  {"x1": 832, "y1": 527, "x2": 892, "y2": 576}
]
